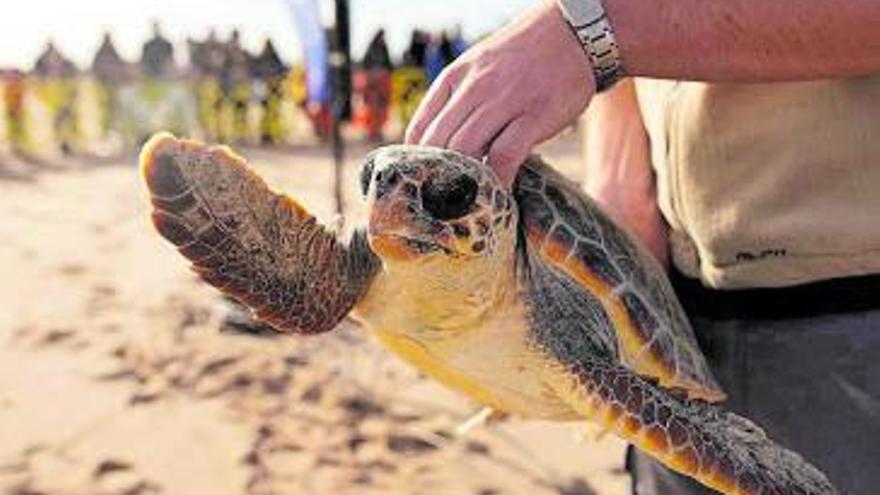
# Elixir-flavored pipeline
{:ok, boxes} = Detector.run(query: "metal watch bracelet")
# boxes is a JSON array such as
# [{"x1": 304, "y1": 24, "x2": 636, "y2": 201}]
[{"x1": 556, "y1": 0, "x2": 625, "y2": 92}]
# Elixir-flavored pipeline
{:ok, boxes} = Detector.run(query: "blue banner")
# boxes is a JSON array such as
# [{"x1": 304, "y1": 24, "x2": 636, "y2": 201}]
[{"x1": 286, "y1": 0, "x2": 330, "y2": 104}]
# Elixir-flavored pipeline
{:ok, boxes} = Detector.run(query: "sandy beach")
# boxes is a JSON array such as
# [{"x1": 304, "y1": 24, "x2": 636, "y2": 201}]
[{"x1": 0, "y1": 134, "x2": 628, "y2": 495}]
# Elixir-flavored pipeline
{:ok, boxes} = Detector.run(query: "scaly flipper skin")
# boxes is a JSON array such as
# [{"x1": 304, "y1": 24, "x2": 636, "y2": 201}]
[
  {"x1": 139, "y1": 133, "x2": 379, "y2": 333},
  {"x1": 550, "y1": 359, "x2": 837, "y2": 495}
]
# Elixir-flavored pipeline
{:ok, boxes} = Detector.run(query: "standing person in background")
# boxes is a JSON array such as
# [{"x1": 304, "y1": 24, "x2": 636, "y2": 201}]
[
  {"x1": 285, "y1": 64, "x2": 310, "y2": 136},
  {"x1": 361, "y1": 29, "x2": 393, "y2": 142},
  {"x1": 91, "y1": 32, "x2": 128, "y2": 139},
  {"x1": 33, "y1": 41, "x2": 77, "y2": 80},
  {"x1": 424, "y1": 33, "x2": 445, "y2": 82},
  {"x1": 137, "y1": 22, "x2": 178, "y2": 147},
  {"x1": 190, "y1": 30, "x2": 227, "y2": 141},
  {"x1": 425, "y1": 29, "x2": 466, "y2": 83},
  {"x1": 187, "y1": 36, "x2": 212, "y2": 140},
  {"x1": 446, "y1": 25, "x2": 468, "y2": 60},
  {"x1": 437, "y1": 31, "x2": 456, "y2": 67},
  {"x1": 140, "y1": 22, "x2": 175, "y2": 79},
  {"x1": 403, "y1": 29, "x2": 428, "y2": 69},
  {"x1": 393, "y1": 29, "x2": 430, "y2": 131},
  {"x1": 224, "y1": 29, "x2": 251, "y2": 143},
  {"x1": 2, "y1": 70, "x2": 28, "y2": 156},
  {"x1": 222, "y1": 30, "x2": 253, "y2": 144},
  {"x1": 215, "y1": 31, "x2": 236, "y2": 143},
  {"x1": 251, "y1": 39, "x2": 288, "y2": 145},
  {"x1": 32, "y1": 40, "x2": 78, "y2": 155},
  {"x1": 405, "y1": 1, "x2": 880, "y2": 494}
]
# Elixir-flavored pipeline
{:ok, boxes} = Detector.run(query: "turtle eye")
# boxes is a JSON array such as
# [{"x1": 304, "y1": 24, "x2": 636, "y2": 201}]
[
  {"x1": 359, "y1": 158, "x2": 375, "y2": 197},
  {"x1": 421, "y1": 170, "x2": 478, "y2": 221}
]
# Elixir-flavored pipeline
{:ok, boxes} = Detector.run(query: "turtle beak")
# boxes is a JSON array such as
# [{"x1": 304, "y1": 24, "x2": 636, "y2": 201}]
[{"x1": 367, "y1": 193, "x2": 457, "y2": 261}]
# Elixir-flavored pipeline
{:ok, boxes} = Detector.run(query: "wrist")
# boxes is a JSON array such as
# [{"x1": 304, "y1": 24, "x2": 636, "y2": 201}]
[
  {"x1": 584, "y1": 135, "x2": 658, "y2": 218},
  {"x1": 542, "y1": 1, "x2": 597, "y2": 91},
  {"x1": 583, "y1": 80, "x2": 652, "y2": 197},
  {"x1": 555, "y1": 0, "x2": 626, "y2": 92}
]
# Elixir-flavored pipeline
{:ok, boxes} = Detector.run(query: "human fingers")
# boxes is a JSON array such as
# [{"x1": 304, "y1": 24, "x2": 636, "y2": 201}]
[
  {"x1": 446, "y1": 97, "x2": 515, "y2": 160},
  {"x1": 416, "y1": 74, "x2": 490, "y2": 148},
  {"x1": 404, "y1": 68, "x2": 456, "y2": 144},
  {"x1": 487, "y1": 116, "x2": 534, "y2": 187}
]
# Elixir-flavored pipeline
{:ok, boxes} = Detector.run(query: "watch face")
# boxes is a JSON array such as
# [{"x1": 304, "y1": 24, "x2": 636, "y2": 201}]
[{"x1": 558, "y1": 0, "x2": 605, "y2": 25}]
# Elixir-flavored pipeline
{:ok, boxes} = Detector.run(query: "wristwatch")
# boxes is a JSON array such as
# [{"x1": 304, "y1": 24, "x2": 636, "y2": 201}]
[{"x1": 555, "y1": 0, "x2": 625, "y2": 92}]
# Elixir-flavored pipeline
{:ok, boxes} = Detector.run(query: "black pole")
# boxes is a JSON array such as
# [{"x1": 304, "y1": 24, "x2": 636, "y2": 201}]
[{"x1": 329, "y1": 0, "x2": 351, "y2": 216}]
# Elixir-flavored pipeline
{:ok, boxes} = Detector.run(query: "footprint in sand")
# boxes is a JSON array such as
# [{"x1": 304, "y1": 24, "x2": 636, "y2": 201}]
[
  {"x1": 38, "y1": 328, "x2": 76, "y2": 346},
  {"x1": 93, "y1": 284, "x2": 117, "y2": 298},
  {"x1": 57, "y1": 262, "x2": 86, "y2": 277},
  {"x1": 9, "y1": 325, "x2": 34, "y2": 343},
  {"x1": 166, "y1": 297, "x2": 212, "y2": 332},
  {"x1": 86, "y1": 284, "x2": 118, "y2": 315},
  {"x1": 92, "y1": 458, "x2": 161, "y2": 495},
  {"x1": 552, "y1": 478, "x2": 601, "y2": 495},
  {"x1": 386, "y1": 433, "x2": 439, "y2": 455},
  {"x1": 92, "y1": 459, "x2": 133, "y2": 478}
]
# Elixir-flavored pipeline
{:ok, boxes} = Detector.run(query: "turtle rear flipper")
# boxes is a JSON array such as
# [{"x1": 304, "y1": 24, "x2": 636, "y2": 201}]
[
  {"x1": 140, "y1": 133, "x2": 379, "y2": 334},
  {"x1": 551, "y1": 360, "x2": 837, "y2": 495}
]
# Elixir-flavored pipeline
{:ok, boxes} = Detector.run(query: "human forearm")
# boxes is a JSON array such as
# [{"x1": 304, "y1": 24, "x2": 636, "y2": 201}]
[
  {"x1": 583, "y1": 80, "x2": 667, "y2": 263},
  {"x1": 584, "y1": 80, "x2": 652, "y2": 198},
  {"x1": 405, "y1": 0, "x2": 880, "y2": 184},
  {"x1": 604, "y1": 0, "x2": 880, "y2": 81}
]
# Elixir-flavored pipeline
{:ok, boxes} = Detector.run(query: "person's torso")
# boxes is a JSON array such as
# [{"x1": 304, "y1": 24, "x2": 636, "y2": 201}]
[{"x1": 635, "y1": 76, "x2": 880, "y2": 288}]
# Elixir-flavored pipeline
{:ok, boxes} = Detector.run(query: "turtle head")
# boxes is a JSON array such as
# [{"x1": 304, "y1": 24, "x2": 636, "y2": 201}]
[{"x1": 361, "y1": 145, "x2": 517, "y2": 264}]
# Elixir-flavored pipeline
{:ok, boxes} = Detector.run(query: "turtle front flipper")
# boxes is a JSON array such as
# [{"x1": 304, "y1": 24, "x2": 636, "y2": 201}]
[
  {"x1": 140, "y1": 133, "x2": 380, "y2": 334},
  {"x1": 550, "y1": 359, "x2": 836, "y2": 495}
]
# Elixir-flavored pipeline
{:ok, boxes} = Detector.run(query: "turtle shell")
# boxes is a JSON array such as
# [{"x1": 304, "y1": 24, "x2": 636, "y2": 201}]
[{"x1": 514, "y1": 156, "x2": 725, "y2": 403}]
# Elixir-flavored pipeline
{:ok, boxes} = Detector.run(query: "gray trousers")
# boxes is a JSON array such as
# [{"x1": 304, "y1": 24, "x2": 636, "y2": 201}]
[{"x1": 629, "y1": 309, "x2": 880, "y2": 495}]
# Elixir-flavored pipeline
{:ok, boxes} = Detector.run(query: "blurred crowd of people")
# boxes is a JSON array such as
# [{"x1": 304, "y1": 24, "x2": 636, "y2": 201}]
[
  {"x1": 358, "y1": 27, "x2": 467, "y2": 141},
  {"x1": 0, "y1": 23, "x2": 468, "y2": 158}
]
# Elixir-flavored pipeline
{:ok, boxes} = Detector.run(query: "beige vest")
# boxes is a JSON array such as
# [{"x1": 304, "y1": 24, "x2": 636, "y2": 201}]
[{"x1": 635, "y1": 76, "x2": 880, "y2": 289}]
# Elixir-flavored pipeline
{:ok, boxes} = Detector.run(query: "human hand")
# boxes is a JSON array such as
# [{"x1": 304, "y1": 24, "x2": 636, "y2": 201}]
[
  {"x1": 405, "y1": 1, "x2": 594, "y2": 186},
  {"x1": 582, "y1": 80, "x2": 668, "y2": 265}
]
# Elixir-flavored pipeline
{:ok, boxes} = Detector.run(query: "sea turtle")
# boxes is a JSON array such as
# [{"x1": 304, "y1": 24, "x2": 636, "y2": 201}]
[{"x1": 140, "y1": 133, "x2": 836, "y2": 495}]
